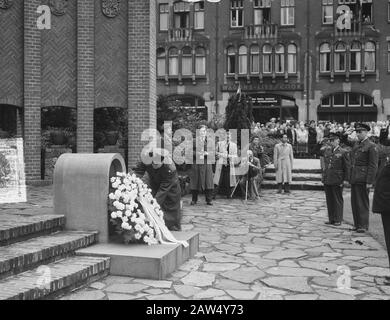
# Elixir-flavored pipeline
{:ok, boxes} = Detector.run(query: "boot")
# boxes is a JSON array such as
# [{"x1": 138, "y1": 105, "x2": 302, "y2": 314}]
[
  {"x1": 284, "y1": 183, "x2": 291, "y2": 194},
  {"x1": 277, "y1": 183, "x2": 283, "y2": 194}
]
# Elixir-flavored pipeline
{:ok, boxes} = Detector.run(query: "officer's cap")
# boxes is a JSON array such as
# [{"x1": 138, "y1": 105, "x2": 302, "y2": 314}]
[{"x1": 355, "y1": 123, "x2": 371, "y2": 132}]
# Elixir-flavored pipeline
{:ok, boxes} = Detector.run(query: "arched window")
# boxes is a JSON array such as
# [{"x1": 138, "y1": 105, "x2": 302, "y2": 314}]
[
  {"x1": 287, "y1": 44, "x2": 297, "y2": 73},
  {"x1": 195, "y1": 47, "x2": 206, "y2": 76},
  {"x1": 250, "y1": 45, "x2": 260, "y2": 74},
  {"x1": 320, "y1": 43, "x2": 331, "y2": 72},
  {"x1": 169, "y1": 47, "x2": 179, "y2": 76},
  {"x1": 263, "y1": 44, "x2": 272, "y2": 73},
  {"x1": 334, "y1": 42, "x2": 346, "y2": 72},
  {"x1": 238, "y1": 45, "x2": 248, "y2": 74},
  {"x1": 275, "y1": 44, "x2": 285, "y2": 73},
  {"x1": 364, "y1": 41, "x2": 376, "y2": 72},
  {"x1": 182, "y1": 46, "x2": 192, "y2": 76},
  {"x1": 227, "y1": 46, "x2": 236, "y2": 75},
  {"x1": 157, "y1": 48, "x2": 166, "y2": 76},
  {"x1": 350, "y1": 41, "x2": 361, "y2": 72}
]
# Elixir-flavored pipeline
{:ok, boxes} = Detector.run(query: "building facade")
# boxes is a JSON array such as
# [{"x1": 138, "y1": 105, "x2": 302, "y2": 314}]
[
  {"x1": 0, "y1": 0, "x2": 156, "y2": 182},
  {"x1": 156, "y1": 0, "x2": 390, "y2": 123}
]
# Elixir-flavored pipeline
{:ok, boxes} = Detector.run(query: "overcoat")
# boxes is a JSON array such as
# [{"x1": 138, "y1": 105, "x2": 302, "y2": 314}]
[
  {"x1": 190, "y1": 137, "x2": 214, "y2": 191},
  {"x1": 373, "y1": 162, "x2": 390, "y2": 215},
  {"x1": 213, "y1": 140, "x2": 238, "y2": 187},
  {"x1": 322, "y1": 146, "x2": 350, "y2": 185},
  {"x1": 274, "y1": 143, "x2": 294, "y2": 184},
  {"x1": 133, "y1": 162, "x2": 182, "y2": 229}
]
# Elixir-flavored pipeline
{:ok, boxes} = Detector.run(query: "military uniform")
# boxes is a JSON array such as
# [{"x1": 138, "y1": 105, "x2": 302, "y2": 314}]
[
  {"x1": 350, "y1": 136, "x2": 379, "y2": 231},
  {"x1": 322, "y1": 145, "x2": 350, "y2": 224}
]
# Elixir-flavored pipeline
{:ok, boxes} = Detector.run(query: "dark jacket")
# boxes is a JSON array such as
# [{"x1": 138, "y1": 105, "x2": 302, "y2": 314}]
[
  {"x1": 379, "y1": 126, "x2": 390, "y2": 146},
  {"x1": 373, "y1": 163, "x2": 390, "y2": 215},
  {"x1": 349, "y1": 138, "x2": 379, "y2": 185},
  {"x1": 133, "y1": 162, "x2": 182, "y2": 229},
  {"x1": 322, "y1": 146, "x2": 350, "y2": 185},
  {"x1": 190, "y1": 137, "x2": 214, "y2": 191},
  {"x1": 308, "y1": 127, "x2": 317, "y2": 144}
]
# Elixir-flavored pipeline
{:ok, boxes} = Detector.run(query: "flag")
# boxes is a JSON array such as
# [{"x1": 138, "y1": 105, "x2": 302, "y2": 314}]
[{"x1": 236, "y1": 83, "x2": 242, "y2": 99}]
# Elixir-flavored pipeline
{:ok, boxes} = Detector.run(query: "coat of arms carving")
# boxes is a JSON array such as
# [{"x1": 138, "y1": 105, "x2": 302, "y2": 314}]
[
  {"x1": 102, "y1": 0, "x2": 121, "y2": 18},
  {"x1": 0, "y1": 0, "x2": 13, "y2": 9},
  {"x1": 49, "y1": 0, "x2": 68, "y2": 16}
]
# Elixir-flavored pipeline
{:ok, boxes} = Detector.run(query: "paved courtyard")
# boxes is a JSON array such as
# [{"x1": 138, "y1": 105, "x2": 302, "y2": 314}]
[{"x1": 2, "y1": 186, "x2": 390, "y2": 300}]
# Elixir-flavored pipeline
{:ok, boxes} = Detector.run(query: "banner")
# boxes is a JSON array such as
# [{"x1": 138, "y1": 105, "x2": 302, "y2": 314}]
[{"x1": 0, "y1": 138, "x2": 27, "y2": 204}]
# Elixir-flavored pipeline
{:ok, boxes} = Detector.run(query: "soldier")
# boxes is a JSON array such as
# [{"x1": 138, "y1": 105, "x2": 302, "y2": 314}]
[
  {"x1": 349, "y1": 123, "x2": 379, "y2": 233},
  {"x1": 322, "y1": 133, "x2": 350, "y2": 226}
]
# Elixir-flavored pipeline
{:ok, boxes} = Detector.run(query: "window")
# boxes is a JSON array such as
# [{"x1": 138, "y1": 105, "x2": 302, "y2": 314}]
[
  {"x1": 169, "y1": 47, "x2": 179, "y2": 76},
  {"x1": 334, "y1": 42, "x2": 346, "y2": 72},
  {"x1": 281, "y1": 0, "x2": 295, "y2": 26},
  {"x1": 195, "y1": 47, "x2": 206, "y2": 76},
  {"x1": 322, "y1": 0, "x2": 333, "y2": 24},
  {"x1": 348, "y1": 92, "x2": 361, "y2": 106},
  {"x1": 364, "y1": 41, "x2": 376, "y2": 72},
  {"x1": 159, "y1": 4, "x2": 169, "y2": 31},
  {"x1": 333, "y1": 93, "x2": 345, "y2": 107},
  {"x1": 173, "y1": 1, "x2": 190, "y2": 28},
  {"x1": 254, "y1": 0, "x2": 271, "y2": 25},
  {"x1": 388, "y1": 43, "x2": 390, "y2": 72},
  {"x1": 388, "y1": 0, "x2": 390, "y2": 22},
  {"x1": 182, "y1": 47, "x2": 192, "y2": 76},
  {"x1": 231, "y1": 0, "x2": 244, "y2": 27},
  {"x1": 250, "y1": 45, "x2": 260, "y2": 74},
  {"x1": 320, "y1": 43, "x2": 331, "y2": 72},
  {"x1": 350, "y1": 41, "x2": 361, "y2": 72},
  {"x1": 263, "y1": 44, "x2": 272, "y2": 73},
  {"x1": 287, "y1": 44, "x2": 297, "y2": 73},
  {"x1": 227, "y1": 47, "x2": 236, "y2": 75},
  {"x1": 157, "y1": 48, "x2": 166, "y2": 76},
  {"x1": 321, "y1": 96, "x2": 331, "y2": 107},
  {"x1": 194, "y1": 1, "x2": 205, "y2": 30},
  {"x1": 361, "y1": 0, "x2": 373, "y2": 24},
  {"x1": 363, "y1": 95, "x2": 373, "y2": 106},
  {"x1": 275, "y1": 44, "x2": 285, "y2": 73},
  {"x1": 238, "y1": 45, "x2": 248, "y2": 75}
]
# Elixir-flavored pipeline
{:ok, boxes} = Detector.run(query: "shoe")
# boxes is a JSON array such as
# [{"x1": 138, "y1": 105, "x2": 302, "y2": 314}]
[
  {"x1": 349, "y1": 227, "x2": 358, "y2": 232},
  {"x1": 384, "y1": 276, "x2": 390, "y2": 286},
  {"x1": 325, "y1": 221, "x2": 334, "y2": 225},
  {"x1": 190, "y1": 201, "x2": 197, "y2": 206},
  {"x1": 169, "y1": 225, "x2": 181, "y2": 232},
  {"x1": 333, "y1": 222, "x2": 342, "y2": 226},
  {"x1": 206, "y1": 202, "x2": 213, "y2": 206},
  {"x1": 356, "y1": 228, "x2": 366, "y2": 234}
]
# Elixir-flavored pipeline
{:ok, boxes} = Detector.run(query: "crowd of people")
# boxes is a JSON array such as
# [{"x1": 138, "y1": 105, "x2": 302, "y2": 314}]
[{"x1": 251, "y1": 119, "x2": 390, "y2": 158}]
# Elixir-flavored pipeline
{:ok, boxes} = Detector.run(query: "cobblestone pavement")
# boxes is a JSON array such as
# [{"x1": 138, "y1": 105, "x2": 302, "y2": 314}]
[{"x1": 59, "y1": 190, "x2": 390, "y2": 300}]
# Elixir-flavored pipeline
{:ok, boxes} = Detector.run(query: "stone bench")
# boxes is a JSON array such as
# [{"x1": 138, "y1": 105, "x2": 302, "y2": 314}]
[{"x1": 53, "y1": 153, "x2": 126, "y2": 243}]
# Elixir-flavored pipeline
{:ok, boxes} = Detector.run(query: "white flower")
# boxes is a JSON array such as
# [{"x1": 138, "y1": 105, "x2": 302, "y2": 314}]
[
  {"x1": 111, "y1": 212, "x2": 117, "y2": 219},
  {"x1": 135, "y1": 233, "x2": 142, "y2": 240}
]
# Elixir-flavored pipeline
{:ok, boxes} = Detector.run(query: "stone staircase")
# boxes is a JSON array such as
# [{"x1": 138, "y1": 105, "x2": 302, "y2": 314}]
[
  {"x1": 262, "y1": 159, "x2": 324, "y2": 191},
  {"x1": 0, "y1": 213, "x2": 110, "y2": 300}
]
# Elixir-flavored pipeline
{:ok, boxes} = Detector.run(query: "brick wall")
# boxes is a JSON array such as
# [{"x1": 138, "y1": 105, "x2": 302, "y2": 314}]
[
  {"x1": 77, "y1": 0, "x2": 95, "y2": 153},
  {"x1": 24, "y1": 0, "x2": 42, "y2": 181},
  {"x1": 128, "y1": 0, "x2": 157, "y2": 168}
]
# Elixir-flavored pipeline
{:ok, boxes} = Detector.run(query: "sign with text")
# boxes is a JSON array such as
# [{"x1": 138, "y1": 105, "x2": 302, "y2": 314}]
[
  {"x1": 221, "y1": 83, "x2": 304, "y2": 92},
  {"x1": 0, "y1": 138, "x2": 27, "y2": 204}
]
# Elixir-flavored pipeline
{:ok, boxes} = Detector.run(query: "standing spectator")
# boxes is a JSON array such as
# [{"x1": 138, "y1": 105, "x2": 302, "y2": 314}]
[
  {"x1": 240, "y1": 150, "x2": 262, "y2": 200},
  {"x1": 213, "y1": 131, "x2": 238, "y2": 199},
  {"x1": 190, "y1": 125, "x2": 214, "y2": 206},
  {"x1": 349, "y1": 123, "x2": 379, "y2": 233},
  {"x1": 250, "y1": 136, "x2": 269, "y2": 195},
  {"x1": 274, "y1": 134, "x2": 294, "y2": 194},
  {"x1": 324, "y1": 123, "x2": 332, "y2": 138},
  {"x1": 308, "y1": 121, "x2": 318, "y2": 157},
  {"x1": 296, "y1": 124, "x2": 308, "y2": 157},
  {"x1": 286, "y1": 122, "x2": 297, "y2": 148},
  {"x1": 373, "y1": 158, "x2": 390, "y2": 286}
]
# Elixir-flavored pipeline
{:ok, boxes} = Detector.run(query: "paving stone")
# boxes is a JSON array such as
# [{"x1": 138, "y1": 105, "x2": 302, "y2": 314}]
[
  {"x1": 179, "y1": 259, "x2": 203, "y2": 272},
  {"x1": 263, "y1": 249, "x2": 307, "y2": 260},
  {"x1": 279, "y1": 260, "x2": 300, "y2": 268},
  {"x1": 221, "y1": 267, "x2": 265, "y2": 283},
  {"x1": 204, "y1": 252, "x2": 243, "y2": 264},
  {"x1": 181, "y1": 272, "x2": 215, "y2": 287},
  {"x1": 194, "y1": 289, "x2": 226, "y2": 299},
  {"x1": 357, "y1": 267, "x2": 390, "y2": 277},
  {"x1": 173, "y1": 285, "x2": 202, "y2": 298},
  {"x1": 262, "y1": 277, "x2": 313, "y2": 293},
  {"x1": 299, "y1": 261, "x2": 339, "y2": 273},
  {"x1": 266, "y1": 267, "x2": 328, "y2": 277},
  {"x1": 105, "y1": 284, "x2": 149, "y2": 294},
  {"x1": 147, "y1": 294, "x2": 181, "y2": 300},
  {"x1": 215, "y1": 279, "x2": 250, "y2": 290},
  {"x1": 252, "y1": 238, "x2": 280, "y2": 246},
  {"x1": 107, "y1": 293, "x2": 134, "y2": 300},
  {"x1": 89, "y1": 282, "x2": 106, "y2": 290},
  {"x1": 144, "y1": 289, "x2": 164, "y2": 295},
  {"x1": 203, "y1": 263, "x2": 241, "y2": 272},
  {"x1": 226, "y1": 290, "x2": 257, "y2": 300},
  {"x1": 316, "y1": 289, "x2": 355, "y2": 300},
  {"x1": 133, "y1": 279, "x2": 173, "y2": 289},
  {"x1": 68, "y1": 290, "x2": 106, "y2": 300},
  {"x1": 285, "y1": 294, "x2": 319, "y2": 300}
]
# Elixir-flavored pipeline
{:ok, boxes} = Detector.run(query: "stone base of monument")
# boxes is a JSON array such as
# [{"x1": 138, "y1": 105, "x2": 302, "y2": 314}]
[{"x1": 76, "y1": 231, "x2": 199, "y2": 280}]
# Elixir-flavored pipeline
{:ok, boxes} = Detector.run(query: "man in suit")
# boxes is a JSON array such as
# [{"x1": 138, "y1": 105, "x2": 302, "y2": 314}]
[
  {"x1": 373, "y1": 155, "x2": 390, "y2": 286},
  {"x1": 239, "y1": 150, "x2": 262, "y2": 200},
  {"x1": 213, "y1": 131, "x2": 238, "y2": 199},
  {"x1": 349, "y1": 123, "x2": 379, "y2": 233},
  {"x1": 274, "y1": 134, "x2": 294, "y2": 194},
  {"x1": 321, "y1": 133, "x2": 350, "y2": 226}
]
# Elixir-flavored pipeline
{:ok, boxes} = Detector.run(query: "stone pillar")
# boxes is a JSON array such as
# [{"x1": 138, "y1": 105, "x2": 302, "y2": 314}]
[
  {"x1": 77, "y1": 0, "x2": 95, "y2": 153},
  {"x1": 128, "y1": 0, "x2": 157, "y2": 169},
  {"x1": 24, "y1": 0, "x2": 42, "y2": 182},
  {"x1": 16, "y1": 107, "x2": 23, "y2": 138}
]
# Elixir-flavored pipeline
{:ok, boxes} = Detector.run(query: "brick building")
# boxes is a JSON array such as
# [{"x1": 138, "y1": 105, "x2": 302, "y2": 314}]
[
  {"x1": 156, "y1": 0, "x2": 390, "y2": 123},
  {"x1": 0, "y1": 0, "x2": 156, "y2": 182}
]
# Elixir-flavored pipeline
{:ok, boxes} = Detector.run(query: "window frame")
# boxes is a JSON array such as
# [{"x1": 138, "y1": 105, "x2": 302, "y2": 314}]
[
  {"x1": 262, "y1": 44, "x2": 273, "y2": 74},
  {"x1": 181, "y1": 46, "x2": 193, "y2": 76},
  {"x1": 287, "y1": 44, "x2": 297, "y2": 74},
  {"x1": 227, "y1": 46, "x2": 236, "y2": 75},
  {"x1": 281, "y1": 0, "x2": 295, "y2": 26},
  {"x1": 194, "y1": 1, "x2": 205, "y2": 30},
  {"x1": 275, "y1": 44, "x2": 285, "y2": 74},
  {"x1": 364, "y1": 41, "x2": 376, "y2": 72},
  {"x1": 195, "y1": 47, "x2": 206, "y2": 76},
  {"x1": 349, "y1": 41, "x2": 362, "y2": 72},
  {"x1": 320, "y1": 43, "x2": 331, "y2": 73},
  {"x1": 322, "y1": 0, "x2": 334, "y2": 25},
  {"x1": 333, "y1": 92, "x2": 346, "y2": 107},
  {"x1": 157, "y1": 48, "x2": 167, "y2": 77},
  {"x1": 250, "y1": 45, "x2": 260, "y2": 74},
  {"x1": 230, "y1": 0, "x2": 244, "y2": 28},
  {"x1": 168, "y1": 47, "x2": 179, "y2": 76},
  {"x1": 348, "y1": 92, "x2": 361, "y2": 107},
  {"x1": 254, "y1": 0, "x2": 272, "y2": 25},
  {"x1": 238, "y1": 45, "x2": 248, "y2": 75},
  {"x1": 159, "y1": 3, "x2": 170, "y2": 32},
  {"x1": 388, "y1": 42, "x2": 390, "y2": 73},
  {"x1": 334, "y1": 42, "x2": 346, "y2": 72}
]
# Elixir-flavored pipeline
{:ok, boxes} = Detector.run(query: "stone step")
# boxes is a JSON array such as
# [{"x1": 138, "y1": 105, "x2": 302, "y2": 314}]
[
  {"x1": 0, "y1": 231, "x2": 98, "y2": 280},
  {"x1": 265, "y1": 168, "x2": 322, "y2": 174},
  {"x1": 0, "y1": 256, "x2": 110, "y2": 300},
  {"x1": 263, "y1": 172, "x2": 322, "y2": 182},
  {"x1": 262, "y1": 180, "x2": 324, "y2": 191},
  {"x1": 0, "y1": 214, "x2": 65, "y2": 246}
]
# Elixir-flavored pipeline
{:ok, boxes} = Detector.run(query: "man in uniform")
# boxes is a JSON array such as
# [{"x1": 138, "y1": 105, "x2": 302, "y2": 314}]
[
  {"x1": 322, "y1": 132, "x2": 350, "y2": 226},
  {"x1": 349, "y1": 123, "x2": 379, "y2": 233}
]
